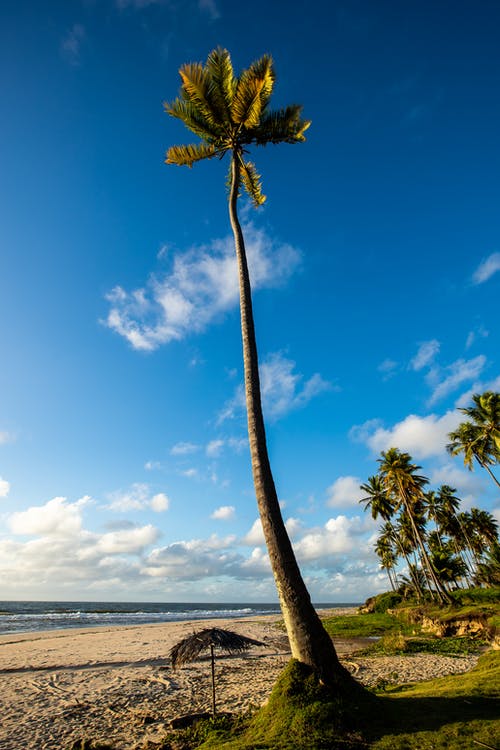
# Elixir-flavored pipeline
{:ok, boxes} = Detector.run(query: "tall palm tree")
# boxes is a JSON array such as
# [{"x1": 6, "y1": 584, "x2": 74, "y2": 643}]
[
  {"x1": 447, "y1": 391, "x2": 500, "y2": 490},
  {"x1": 165, "y1": 48, "x2": 348, "y2": 687},
  {"x1": 377, "y1": 448, "x2": 452, "y2": 603}
]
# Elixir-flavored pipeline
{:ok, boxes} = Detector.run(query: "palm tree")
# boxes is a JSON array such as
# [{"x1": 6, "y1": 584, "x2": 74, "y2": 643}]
[
  {"x1": 377, "y1": 448, "x2": 452, "y2": 603},
  {"x1": 447, "y1": 391, "x2": 500, "y2": 490},
  {"x1": 359, "y1": 474, "x2": 395, "y2": 521},
  {"x1": 165, "y1": 48, "x2": 348, "y2": 687}
]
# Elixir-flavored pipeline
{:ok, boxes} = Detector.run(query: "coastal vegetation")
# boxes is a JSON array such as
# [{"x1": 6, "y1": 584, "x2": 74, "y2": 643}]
[{"x1": 359, "y1": 392, "x2": 500, "y2": 603}]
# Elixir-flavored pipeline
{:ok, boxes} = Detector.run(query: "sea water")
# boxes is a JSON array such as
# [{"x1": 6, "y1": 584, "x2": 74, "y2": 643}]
[{"x1": 0, "y1": 601, "x2": 355, "y2": 636}]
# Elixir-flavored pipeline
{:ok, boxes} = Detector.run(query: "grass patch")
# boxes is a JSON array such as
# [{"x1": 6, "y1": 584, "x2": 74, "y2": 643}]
[
  {"x1": 359, "y1": 634, "x2": 487, "y2": 656},
  {"x1": 366, "y1": 651, "x2": 500, "y2": 750},
  {"x1": 321, "y1": 612, "x2": 415, "y2": 639}
]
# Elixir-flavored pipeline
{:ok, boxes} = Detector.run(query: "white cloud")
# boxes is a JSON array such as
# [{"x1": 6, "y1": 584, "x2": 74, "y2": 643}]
[
  {"x1": 429, "y1": 462, "x2": 484, "y2": 495},
  {"x1": 352, "y1": 410, "x2": 461, "y2": 459},
  {"x1": 95, "y1": 525, "x2": 159, "y2": 555},
  {"x1": 326, "y1": 476, "x2": 362, "y2": 508},
  {"x1": 472, "y1": 252, "x2": 500, "y2": 284},
  {"x1": 0, "y1": 430, "x2": 14, "y2": 445},
  {"x1": 180, "y1": 468, "x2": 198, "y2": 479},
  {"x1": 106, "y1": 483, "x2": 170, "y2": 513},
  {"x1": 219, "y1": 352, "x2": 331, "y2": 422},
  {"x1": 0, "y1": 477, "x2": 10, "y2": 498},
  {"x1": 171, "y1": 441, "x2": 199, "y2": 455},
  {"x1": 294, "y1": 515, "x2": 370, "y2": 561},
  {"x1": 427, "y1": 355, "x2": 486, "y2": 405},
  {"x1": 60, "y1": 24, "x2": 85, "y2": 66},
  {"x1": 465, "y1": 326, "x2": 488, "y2": 350},
  {"x1": 150, "y1": 493, "x2": 170, "y2": 512},
  {"x1": 105, "y1": 223, "x2": 301, "y2": 351},
  {"x1": 8, "y1": 496, "x2": 90, "y2": 537},
  {"x1": 243, "y1": 518, "x2": 265, "y2": 546},
  {"x1": 409, "y1": 340, "x2": 440, "y2": 371},
  {"x1": 378, "y1": 359, "x2": 398, "y2": 379},
  {"x1": 206, "y1": 439, "x2": 224, "y2": 458},
  {"x1": 210, "y1": 505, "x2": 235, "y2": 521}
]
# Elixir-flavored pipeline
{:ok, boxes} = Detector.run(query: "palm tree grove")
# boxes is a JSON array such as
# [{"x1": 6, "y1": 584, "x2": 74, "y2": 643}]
[{"x1": 360, "y1": 392, "x2": 500, "y2": 598}]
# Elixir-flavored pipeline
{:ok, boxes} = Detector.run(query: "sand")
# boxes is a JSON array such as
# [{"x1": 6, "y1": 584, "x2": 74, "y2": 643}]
[{"x1": 0, "y1": 609, "x2": 479, "y2": 750}]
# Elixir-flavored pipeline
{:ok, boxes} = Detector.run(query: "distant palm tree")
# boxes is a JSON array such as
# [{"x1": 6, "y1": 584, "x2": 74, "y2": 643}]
[
  {"x1": 447, "y1": 391, "x2": 500, "y2": 490},
  {"x1": 360, "y1": 474, "x2": 395, "y2": 521},
  {"x1": 378, "y1": 448, "x2": 452, "y2": 603},
  {"x1": 474, "y1": 541, "x2": 500, "y2": 587},
  {"x1": 165, "y1": 48, "x2": 348, "y2": 687}
]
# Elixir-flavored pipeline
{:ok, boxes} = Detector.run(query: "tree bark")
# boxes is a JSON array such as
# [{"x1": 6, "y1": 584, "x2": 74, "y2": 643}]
[{"x1": 228, "y1": 153, "x2": 347, "y2": 687}]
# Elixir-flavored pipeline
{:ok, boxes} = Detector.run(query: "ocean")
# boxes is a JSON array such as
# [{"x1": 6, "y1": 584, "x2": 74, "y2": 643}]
[{"x1": 0, "y1": 601, "x2": 355, "y2": 636}]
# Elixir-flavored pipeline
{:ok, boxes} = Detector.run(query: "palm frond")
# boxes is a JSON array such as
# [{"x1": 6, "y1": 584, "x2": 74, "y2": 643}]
[
  {"x1": 245, "y1": 54, "x2": 275, "y2": 111},
  {"x1": 240, "y1": 159, "x2": 266, "y2": 206},
  {"x1": 206, "y1": 47, "x2": 236, "y2": 122},
  {"x1": 164, "y1": 98, "x2": 225, "y2": 142},
  {"x1": 231, "y1": 54, "x2": 274, "y2": 128},
  {"x1": 253, "y1": 105, "x2": 311, "y2": 145},
  {"x1": 166, "y1": 142, "x2": 218, "y2": 167},
  {"x1": 178, "y1": 62, "x2": 224, "y2": 128}
]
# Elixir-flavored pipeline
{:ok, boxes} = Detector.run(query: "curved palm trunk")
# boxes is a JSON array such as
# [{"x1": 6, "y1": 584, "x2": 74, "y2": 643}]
[{"x1": 228, "y1": 154, "x2": 348, "y2": 687}]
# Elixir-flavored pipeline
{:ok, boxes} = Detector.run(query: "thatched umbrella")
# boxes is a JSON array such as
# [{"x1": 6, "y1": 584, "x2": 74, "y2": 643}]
[{"x1": 170, "y1": 627, "x2": 264, "y2": 717}]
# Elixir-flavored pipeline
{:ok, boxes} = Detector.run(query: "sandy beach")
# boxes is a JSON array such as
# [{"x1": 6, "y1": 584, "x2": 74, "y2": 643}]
[{"x1": 0, "y1": 609, "x2": 479, "y2": 750}]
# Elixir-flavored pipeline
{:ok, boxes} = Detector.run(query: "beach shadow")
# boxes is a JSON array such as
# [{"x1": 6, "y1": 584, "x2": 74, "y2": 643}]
[
  {"x1": 0, "y1": 656, "x2": 171, "y2": 674},
  {"x1": 362, "y1": 693, "x2": 499, "y2": 742}
]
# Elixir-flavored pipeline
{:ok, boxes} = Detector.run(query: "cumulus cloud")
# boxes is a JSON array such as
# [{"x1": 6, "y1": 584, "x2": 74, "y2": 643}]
[
  {"x1": 150, "y1": 493, "x2": 170, "y2": 512},
  {"x1": 210, "y1": 505, "x2": 235, "y2": 521},
  {"x1": 472, "y1": 252, "x2": 500, "y2": 284},
  {"x1": 106, "y1": 483, "x2": 170, "y2": 513},
  {"x1": 294, "y1": 515, "x2": 371, "y2": 562},
  {"x1": 105, "y1": 223, "x2": 301, "y2": 351},
  {"x1": 351, "y1": 410, "x2": 461, "y2": 459},
  {"x1": 0, "y1": 477, "x2": 10, "y2": 498},
  {"x1": 8, "y1": 496, "x2": 91, "y2": 537},
  {"x1": 60, "y1": 24, "x2": 85, "y2": 66},
  {"x1": 409, "y1": 340, "x2": 440, "y2": 371},
  {"x1": 326, "y1": 476, "x2": 362, "y2": 508},
  {"x1": 219, "y1": 352, "x2": 331, "y2": 422},
  {"x1": 243, "y1": 518, "x2": 265, "y2": 546}
]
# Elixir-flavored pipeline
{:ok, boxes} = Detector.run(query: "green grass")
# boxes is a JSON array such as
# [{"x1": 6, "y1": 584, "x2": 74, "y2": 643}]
[
  {"x1": 360, "y1": 633, "x2": 487, "y2": 656},
  {"x1": 321, "y1": 612, "x2": 415, "y2": 639}
]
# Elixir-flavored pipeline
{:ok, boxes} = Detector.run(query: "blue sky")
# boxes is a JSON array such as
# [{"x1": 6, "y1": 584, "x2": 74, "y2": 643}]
[{"x1": 0, "y1": 0, "x2": 499, "y2": 602}]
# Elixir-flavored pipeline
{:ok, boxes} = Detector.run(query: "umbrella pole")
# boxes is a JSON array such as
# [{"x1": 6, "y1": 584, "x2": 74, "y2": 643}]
[{"x1": 210, "y1": 643, "x2": 216, "y2": 718}]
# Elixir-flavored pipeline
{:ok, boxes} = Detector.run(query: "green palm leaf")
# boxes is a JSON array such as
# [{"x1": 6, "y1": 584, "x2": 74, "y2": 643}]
[
  {"x1": 231, "y1": 54, "x2": 274, "y2": 128},
  {"x1": 165, "y1": 99, "x2": 225, "y2": 142},
  {"x1": 240, "y1": 160, "x2": 266, "y2": 206},
  {"x1": 166, "y1": 142, "x2": 217, "y2": 167},
  {"x1": 178, "y1": 62, "x2": 223, "y2": 128},
  {"x1": 254, "y1": 105, "x2": 311, "y2": 145},
  {"x1": 206, "y1": 47, "x2": 236, "y2": 122}
]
